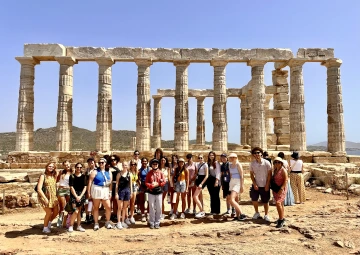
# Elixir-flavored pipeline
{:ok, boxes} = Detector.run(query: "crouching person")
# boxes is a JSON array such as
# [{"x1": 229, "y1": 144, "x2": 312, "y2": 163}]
[{"x1": 145, "y1": 159, "x2": 166, "y2": 229}]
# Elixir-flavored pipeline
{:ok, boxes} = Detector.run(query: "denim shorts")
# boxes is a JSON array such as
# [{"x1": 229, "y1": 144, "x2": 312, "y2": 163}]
[
  {"x1": 175, "y1": 180, "x2": 186, "y2": 193},
  {"x1": 118, "y1": 187, "x2": 131, "y2": 201},
  {"x1": 163, "y1": 182, "x2": 169, "y2": 193}
]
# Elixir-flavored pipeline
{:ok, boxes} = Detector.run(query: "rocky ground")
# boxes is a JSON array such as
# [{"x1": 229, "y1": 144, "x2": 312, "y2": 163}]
[{"x1": 0, "y1": 180, "x2": 360, "y2": 255}]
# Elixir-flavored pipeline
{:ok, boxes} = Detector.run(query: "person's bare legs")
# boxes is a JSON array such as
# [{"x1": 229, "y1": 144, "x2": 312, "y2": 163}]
[
  {"x1": 130, "y1": 194, "x2": 136, "y2": 219},
  {"x1": 229, "y1": 191, "x2": 242, "y2": 217},
  {"x1": 43, "y1": 208, "x2": 53, "y2": 227},
  {"x1": 193, "y1": 188, "x2": 203, "y2": 212},
  {"x1": 264, "y1": 203, "x2": 269, "y2": 215},
  {"x1": 92, "y1": 199, "x2": 101, "y2": 224},
  {"x1": 122, "y1": 201, "x2": 129, "y2": 223},
  {"x1": 181, "y1": 192, "x2": 186, "y2": 213},
  {"x1": 117, "y1": 200, "x2": 123, "y2": 223},
  {"x1": 102, "y1": 199, "x2": 111, "y2": 222},
  {"x1": 252, "y1": 201, "x2": 259, "y2": 213}
]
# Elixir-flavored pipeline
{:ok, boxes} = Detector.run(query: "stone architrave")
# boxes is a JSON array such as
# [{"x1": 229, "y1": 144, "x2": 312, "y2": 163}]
[
  {"x1": 95, "y1": 57, "x2": 114, "y2": 152},
  {"x1": 322, "y1": 58, "x2": 346, "y2": 155},
  {"x1": 135, "y1": 59, "x2": 152, "y2": 151},
  {"x1": 54, "y1": 57, "x2": 77, "y2": 151},
  {"x1": 211, "y1": 60, "x2": 228, "y2": 152},
  {"x1": 15, "y1": 57, "x2": 40, "y2": 152},
  {"x1": 272, "y1": 68, "x2": 290, "y2": 145},
  {"x1": 240, "y1": 95, "x2": 248, "y2": 146},
  {"x1": 152, "y1": 95, "x2": 162, "y2": 149},
  {"x1": 196, "y1": 96, "x2": 206, "y2": 145},
  {"x1": 288, "y1": 59, "x2": 307, "y2": 151},
  {"x1": 174, "y1": 60, "x2": 190, "y2": 151},
  {"x1": 247, "y1": 60, "x2": 267, "y2": 149}
]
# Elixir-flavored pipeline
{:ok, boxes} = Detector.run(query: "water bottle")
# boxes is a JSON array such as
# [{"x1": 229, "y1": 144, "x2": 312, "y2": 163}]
[{"x1": 167, "y1": 193, "x2": 171, "y2": 204}]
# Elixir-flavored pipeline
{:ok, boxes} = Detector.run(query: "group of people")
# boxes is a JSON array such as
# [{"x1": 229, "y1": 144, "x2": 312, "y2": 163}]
[{"x1": 36, "y1": 147, "x2": 306, "y2": 233}]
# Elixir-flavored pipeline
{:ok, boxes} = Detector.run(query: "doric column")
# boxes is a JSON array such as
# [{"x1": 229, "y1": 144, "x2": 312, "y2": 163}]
[
  {"x1": 272, "y1": 68, "x2": 290, "y2": 145},
  {"x1": 152, "y1": 95, "x2": 162, "y2": 149},
  {"x1": 131, "y1": 137, "x2": 136, "y2": 151},
  {"x1": 135, "y1": 59, "x2": 152, "y2": 151},
  {"x1": 288, "y1": 59, "x2": 307, "y2": 151},
  {"x1": 322, "y1": 58, "x2": 346, "y2": 155},
  {"x1": 54, "y1": 57, "x2": 77, "y2": 151},
  {"x1": 15, "y1": 57, "x2": 40, "y2": 152},
  {"x1": 174, "y1": 60, "x2": 190, "y2": 151},
  {"x1": 95, "y1": 57, "x2": 114, "y2": 152},
  {"x1": 240, "y1": 95, "x2": 248, "y2": 146},
  {"x1": 196, "y1": 96, "x2": 206, "y2": 145},
  {"x1": 265, "y1": 94, "x2": 273, "y2": 134},
  {"x1": 211, "y1": 60, "x2": 228, "y2": 152},
  {"x1": 247, "y1": 60, "x2": 267, "y2": 149}
]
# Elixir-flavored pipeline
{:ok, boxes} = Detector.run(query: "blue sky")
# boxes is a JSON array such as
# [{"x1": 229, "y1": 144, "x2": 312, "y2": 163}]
[{"x1": 0, "y1": 0, "x2": 359, "y2": 145}]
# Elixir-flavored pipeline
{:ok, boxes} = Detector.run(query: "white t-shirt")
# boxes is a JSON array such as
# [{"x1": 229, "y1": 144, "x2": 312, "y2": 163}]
[
  {"x1": 250, "y1": 158, "x2": 272, "y2": 187},
  {"x1": 196, "y1": 162, "x2": 208, "y2": 176},
  {"x1": 290, "y1": 159, "x2": 303, "y2": 172}
]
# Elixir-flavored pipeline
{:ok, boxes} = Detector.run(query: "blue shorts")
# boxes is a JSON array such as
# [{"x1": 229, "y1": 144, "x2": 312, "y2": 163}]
[
  {"x1": 118, "y1": 187, "x2": 131, "y2": 201},
  {"x1": 163, "y1": 182, "x2": 169, "y2": 193}
]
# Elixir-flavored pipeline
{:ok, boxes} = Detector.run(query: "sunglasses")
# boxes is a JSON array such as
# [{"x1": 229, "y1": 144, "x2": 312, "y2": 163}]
[
  {"x1": 274, "y1": 161, "x2": 282, "y2": 164},
  {"x1": 130, "y1": 164, "x2": 137, "y2": 166},
  {"x1": 142, "y1": 161, "x2": 147, "y2": 164},
  {"x1": 76, "y1": 166, "x2": 82, "y2": 169},
  {"x1": 198, "y1": 157, "x2": 203, "y2": 159},
  {"x1": 134, "y1": 153, "x2": 140, "y2": 156},
  {"x1": 99, "y1": 162, "x2": 105, "y2": 164},
  {"x1": 253, "y1": 151, "x2": 261, "y2": 155},
  {"x1": 111, "y1": 158, "x2": 116, "y2": 161}
]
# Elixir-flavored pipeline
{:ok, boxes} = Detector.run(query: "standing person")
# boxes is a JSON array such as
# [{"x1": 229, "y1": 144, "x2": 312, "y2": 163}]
[
  {"x1": 84, "y1": 158, "x2": 96, "y2": 224},
  {"x1": 169, "y1": 154, "x2": 178, "y2": 216},
  {"x1": 154, "y1": 148, "x2": 163, "y2": 161},
  {"x1": 207, "y1": 151, "x2": 221, "y2": 215},
  {"x1": 145, "y1": 159, "x2": 166, "y2": 229},
  {"x1": 170, "y1": 158, "x2": 189, "y2": 220},
  {"x1": 220, "y1": 153, "x2": 232, "y2": 215},
  {"x1": 250, "y1": 147, "x2": 272, "y2": 222},
  {"x1": 137, "y1": 157, "x2": 150, "y2": 222},
  {"x1": 37, "y1": 162, "x2": 59, "y2": 233},
  {"x1": 194, "y1": 154, "x2": 209, "y2": 218},
  {"x1": 160, "y1": 157, "x2": 170, "y2": 220},
  {"x1": 263, "y1": 151, "x2": 272, "y2": 164},
  {"x1": 271, "y1": 157, "x2": 288, "y2": 228},
  {"x1": 115, "y1": 162, "x2": 132, "y2": 229},
  {"x1": 278, "y1": 152, "x2": 295, "y2": 206},
  {"x1": 87, "y1": 158, "x2": 113, "y2": 230},
  {"x1": 185, "y1": 154, "x2": 197, "y2": 214},
  {"x1": 289, "y1": 152, "x2": 306, "y2": 204},
  {"x1": 227, "y1": 153, "x2": 246, "y2": 221},
  {"x1": 130, "y1": 150, "x2": 142, "y2": 170},
  {"x1": 129, "y1": 159, "x2": 139, "y2": 224},
  {"x1": 56, "y1": 161, "x2": 72, "y2": 227},
  {"x1": 68, "y1": 163, "x2": 87, "y2": 232},
  {"x1": 109, "y1": 155, "x2": 121, "y2": 222}
]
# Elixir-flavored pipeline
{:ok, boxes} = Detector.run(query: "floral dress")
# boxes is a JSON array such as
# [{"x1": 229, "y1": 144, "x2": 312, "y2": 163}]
[
  {"x1": 39, "y1": 175, "x2": 58, "y2": 208},
  {"x1": 272, "y1": 168, "x2": 287, "y2": 203}
]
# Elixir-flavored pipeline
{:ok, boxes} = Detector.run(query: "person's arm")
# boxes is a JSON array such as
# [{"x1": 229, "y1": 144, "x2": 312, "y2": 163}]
[
  {"x1": 129, "y1": 174, "x2": 133, "y2": 194},
  {"x1": 37, "y1": 175, "x2": 48, "y2": 205},
  {"x1": 281, "y1": 168, "x2": 288, "y2": 191},
  {"x1": 249, "y1": 163, "x2": 258, "y2": 190},
  {"x1": 159, "y1": 172, "x2": 166, "y2": 187},
  {"x1": 80, "y1": 177, "x2": 87, "y2": 199},
  {"x1": 185, "y1": 169, "x2": 189, "y2": 192},
  {"x1": 301, "y1": 161, "x2": 304, "y2": 174},
  {"x1": 265, "y1": 162, "x2": 272, "y2": 191},
  {"x1": 145, "y1": 171, "x2": 154, "y2": 189},
  {"x1": 198, "y1": 165, "x2": 209, "y2": 189},
  {"x1": 108, "y1": 172, "x2": 113, "y2": 198},
  {"x1": 238, "y1": 162, "x2": 244, "y2": 193},
  {"x1": 215, "y1": 161, "x2": 221, "y2": 187},
  {"x1": 87, "y1": 171, "x2": 95, "y2": 199},
  {"x1": 115, "y1": 173, "x2": 120, "y2": 200}
]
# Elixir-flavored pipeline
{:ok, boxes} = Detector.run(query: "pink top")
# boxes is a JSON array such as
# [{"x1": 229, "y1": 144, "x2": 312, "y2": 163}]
[{"x1": 185, "y1": 162, "x2": 196, "y2": 182}]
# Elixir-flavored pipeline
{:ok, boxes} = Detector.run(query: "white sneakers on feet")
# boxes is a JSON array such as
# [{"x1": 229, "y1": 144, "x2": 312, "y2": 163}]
[
  {"x1": 195, "y1": 211, "x2": 205, "y2": 218},
  {"x1": 170, "y1": 213, "x2": 177, "y2": 220},
  {"x1": 125, "y1": 218, "x2": 131, "y2": 225},
  {"x1": 68, "y1": 226, "x2": 73, "y2": 232},
  {"x1": 42, "y1": 227, "x2": 51, "y2": 233},
  {"x1": 264, "y1": 215, "x2": 271, "y2": 222},
  {"x1": 252, "y1": 212, "x2": 261, "y2": 219},
  {"x1": 130, "y1": 217, "x2": 136, "y2": 224},
  {"x1": 48, "y1": 222, "x2": 52, "y2": 229},
  {"x1": 93, "y1": 223, "x2": 99, "y2": 231},
  {"x1": 77, "y1": 226, "x2": 86, "y2": 232},
  {"x1": 169, "y1": 209, "x2": 173, "y2": 215},
  {"x1": 180, "y1": 213, "x2": 185, "y2": 219},
  {"x1": 105, "y1": 221, "x2": 113, "y2": 229},
  {"x1": 122, "y1": 222, "x2": 128, "y2": 229},
  {"x1": 116, "y1": 222, "x2": 123, "y2": 229},
  {"x1": 160, "y1": 214, "x2": 165, "y2": 220}
]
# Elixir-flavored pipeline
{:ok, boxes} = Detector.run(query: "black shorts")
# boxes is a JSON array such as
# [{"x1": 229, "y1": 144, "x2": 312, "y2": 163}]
[
  {"x1": 195, "y1": 175, "x2": 207, "y2": 189},
  {"x1": 222, "y1": 182, "x2": 231, "y2": 198},
  {"x1": 250, "y1": 185, "x2": 270, "y2": 203}
]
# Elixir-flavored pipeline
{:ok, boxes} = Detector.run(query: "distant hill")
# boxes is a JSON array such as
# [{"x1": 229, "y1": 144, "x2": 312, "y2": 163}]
[{"x1": 310, "y1": 141, "x2": 360, "y2": 149}]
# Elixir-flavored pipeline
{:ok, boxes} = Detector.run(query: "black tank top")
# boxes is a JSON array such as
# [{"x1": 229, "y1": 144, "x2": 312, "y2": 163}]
[{"x1": 118, "y1": 172, "x2": 130, "y2": 189}]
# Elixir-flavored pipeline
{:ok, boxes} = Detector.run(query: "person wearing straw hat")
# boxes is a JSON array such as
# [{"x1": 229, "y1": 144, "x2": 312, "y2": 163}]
[{"x1": 227, "y1": 153, "x2": 246, "y2": 221}]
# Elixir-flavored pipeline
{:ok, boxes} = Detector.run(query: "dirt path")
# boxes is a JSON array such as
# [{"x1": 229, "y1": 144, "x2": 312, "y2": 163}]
[{"x1": 0, "y1": 182, "x2": 360, "y2": 255}]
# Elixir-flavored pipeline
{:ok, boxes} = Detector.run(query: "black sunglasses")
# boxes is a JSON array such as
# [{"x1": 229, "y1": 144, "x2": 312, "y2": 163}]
[
  {"x1": 76, "y1": 166, "x2": 82, "y2": 169},
  {"x1": 134, "y1": 153, "x2": 140, "y2": 156},
  {"x1": 99, "y1": 162, "x2": 105, "y2": 164},
  {"x1": 130, "y1": 164, "x2": 137, "y2": 166},
  {"x1": 253, "y1": 151, "x2": 261, "y2": 155}
]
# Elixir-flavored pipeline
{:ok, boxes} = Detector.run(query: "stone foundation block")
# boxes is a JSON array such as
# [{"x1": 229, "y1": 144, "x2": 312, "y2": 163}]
[{"x1": 313, "y1": 156, "x2": 348, "y2": 164}]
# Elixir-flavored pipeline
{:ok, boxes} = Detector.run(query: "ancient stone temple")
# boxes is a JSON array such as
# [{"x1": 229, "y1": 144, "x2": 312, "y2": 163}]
[{"x1": 14, "y1": 44, "x2": 345, "y2": 156}]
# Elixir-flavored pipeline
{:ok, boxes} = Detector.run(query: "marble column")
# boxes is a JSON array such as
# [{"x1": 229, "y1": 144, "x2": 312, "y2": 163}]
[
  {"x1": 174, "y1": 60, "x2": 190, "y2": 151},
  {"x1": 196, "y1": 96, "x2": 206, "y2": 145},
  {"x1": 247, "y1": 60, "x2": 267, "y2": 149},
  {"x1": 152, "y1": 95, "x2": 162, "y2": 149},
  {"x1": 131, "y1": 137, "x2": 136, "y2": 151},
  {"x1": 211, "y1": 60, "x2": 228, "y2": 152},
  {"x1": 272, "y1": 68, "x2": 290, "y2": 145},
  {"x1": 54, "y1": 57, "x2": 77, "y2": 151},
  {"x1": 288, "y1": 59, "x2": 307, "y2": 151},
  {"x1": 15, "y1": 57, "x2": 40, "y2": 152},
  {"x1": 265, "y1": 94, "x2": 273, "y2": 134},
  {"x1": 135, "y1": 59, "x2": 152, "y2": 151},
  {"x1": 322, "y1": 58, "x2": 346, "y2": 155},
  {"x1": 95, "y1": 57, "x2": 114, "y2": 152},
  {"x1": 240, "y1": 95, "x2": 248, "y2": 146}
]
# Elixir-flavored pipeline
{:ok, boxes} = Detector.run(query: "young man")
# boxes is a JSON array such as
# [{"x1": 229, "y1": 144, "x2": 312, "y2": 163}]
[{"x1": 249, "y1": 147, "x2": 272, "y2": 222}]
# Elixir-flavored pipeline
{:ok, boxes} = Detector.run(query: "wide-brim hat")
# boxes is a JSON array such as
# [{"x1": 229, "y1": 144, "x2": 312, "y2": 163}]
[
  {"x1": 273, "y1": 157, "x2": 284, "y2": 164},
  {"x1": 178, "y1": 158, "x2": 185, "y2": 162},
  {"x1": 228, "y1": 153, "x2": 237, "y2": 158},
  {"x1": 291, "y1": 151, "x2": 299, "y2": 159}
]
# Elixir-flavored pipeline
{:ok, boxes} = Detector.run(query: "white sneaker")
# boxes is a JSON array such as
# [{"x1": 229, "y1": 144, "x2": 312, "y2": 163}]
[
  {"x1": 264, "y1": 215, "x2": 271, "y2": 222},
  {"x1": 125, "y1": 218, "x2": 131, "y2": 225},
  {"x1": 122, "y1": 222, "x2": 128, "y2": 229},
  {"x1": 252, "y1": 212, "x2": 261, "y2": 219},
  {"x1": 195, "y1": 211, "x2": 205, "y2": 218},
  {"x1": 116, "y1": 222, "x2": 123, "y2": 229},
  {"x1": 180, "y1": 213, "x2": 185, "y2": 219},
  {"x1": 77, "y1": 226, "x2": 85, "y2": 232},
  {"x1": 169, "y1": 209, "x2": 173, "y2": 215},
  {"x1": 93, "y1": 223, "x2": 99, "y2": 231},
  {"x1": 105, "y1": 221, "x2": 113, "y2": 229},
  {"x1": 184, "y1": 208, "x2": 191, "y2": 214},
  {"x1": 68, "y1": 226, "x2": 73, "y2": 232},
  {"x1": 226, "y1": 209, "x2": 232, "y2": 215},
  {"x1": 130, "y1": 217, "x2": 136, "y2": 224},
  {"x1": 141, "y1": 214, "x2": 146, "y2": 222},
  {"x1": 170, "y1": 214, "x2": 177, "y2": 220},
  {"x1": 48, "y1": 222, "x2": 52, "y2": 229},
  {"x1": 42, "y1": 227, "x2": 51, "y2": 233},
  {"x1": 160, "y1": 214, "x2": 165, "y2": 220}
]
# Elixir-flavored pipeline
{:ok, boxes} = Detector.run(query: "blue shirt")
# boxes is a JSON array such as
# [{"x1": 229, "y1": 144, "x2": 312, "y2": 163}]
[
  {"x1": 139, "y1": 167, "x2": 150, "y2": 183},
  {"x1": 93, "y1": 169, "x2": 111, "y2": 186}
]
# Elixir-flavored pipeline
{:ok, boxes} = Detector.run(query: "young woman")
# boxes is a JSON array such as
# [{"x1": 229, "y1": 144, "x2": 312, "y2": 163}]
[
  {"x1": 109, "y1": 155, "x2": 121, "y2": 221},
  {"x1": 115, "y1": 162, "x2": 132, "y2": 229},
  {"x1": 227, "y1": 153, "x2": 246, "y2": 221},
  {"x1": 154, "y1": 148, "x2": 163, "y2": 161},
  {"x1": 137, "y1": 157, "x2": 150, "y2": 222},
  {"x1": 220, "y1": 153, "x2": 232, "y2": 215},
  {"x1": 130, "y1": 150, "x2": 142, "y2": 170},
  {"x1": 129, "y1": 159, "x2": 139, "y2": 224},
  {"x1": 272, "y1": 157, "x2": 288, "y2": 228},
  {"x1": 170, "y1": 158, "x2": 189, "y2": 220},
  {"x1": 289, "y1": 152, "x2": 305, "y2": 204},
  {"x1": 56, "y1": 161, "x2": 72, "y2": 227},
  {"x1": 169, "y1": 154, "x2": 178, "y2": 216},
  {"x1": 278, "y1": 152, "x2": 295, "y2": 206},
  {"x1": 84, "y1": 158, "x2": 96, "y2": 224},
  {"x1": 145, "y1": 159, "x2": 166, "y2": 229},
  {"x1": 194, "y1": 154, "x2": 209, "y2": 218},
  {"x1": 160, "y1": 157, "x2": 170, "y2": 220},
  {"x1": 37, "y1": 162, "x2": 59, "y2": 233},
  {"x1": 68, "y1": 163, "x2": 87, "y2": 232},
  {"x1": 87, "y1": 158, "x2": 113, "y2": 230},
  {"x1": 207, "y1": 151, "x2": 221, "y2": 215},
  {"x1": 185, "y1": 154, "x2": 197, "y2": 214}
]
